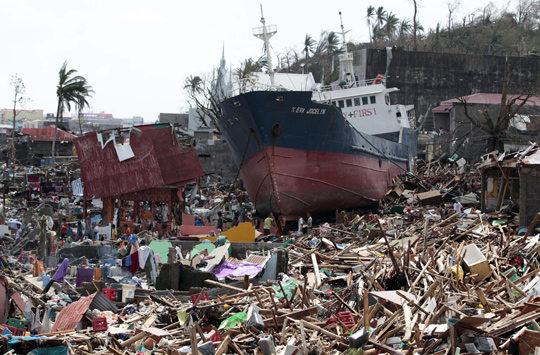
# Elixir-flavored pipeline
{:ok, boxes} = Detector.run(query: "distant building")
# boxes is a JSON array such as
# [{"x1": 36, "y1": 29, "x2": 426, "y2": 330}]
[
  {"x1": 69, "y1": 114, "x2": 146, "y2": 133},
  {"x1": 159, "y1": 113, "x2": 189, "y2": 128},
  {"x1": 0, "y1": 109, "x2": 44, "y2": 127},
  {"x1": 81, "y1": 112, "x2": 114, "y2": 119},
  {"x1": 15, "y1": 126, "x2": 77, "y2": 164}
]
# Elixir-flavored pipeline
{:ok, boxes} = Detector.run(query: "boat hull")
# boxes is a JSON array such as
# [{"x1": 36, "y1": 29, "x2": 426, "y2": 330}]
[
  {"x1": 218, "y1": 90, "x2": 416, "y2": 216},
  {"x1": 240, "y1": 146, "x2": 404, "y2": 216}
]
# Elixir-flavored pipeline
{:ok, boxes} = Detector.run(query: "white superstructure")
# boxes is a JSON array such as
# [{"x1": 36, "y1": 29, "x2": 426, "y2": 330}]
[{"x1": 311, "y1": 12, "x2": 414, "y2": 138}]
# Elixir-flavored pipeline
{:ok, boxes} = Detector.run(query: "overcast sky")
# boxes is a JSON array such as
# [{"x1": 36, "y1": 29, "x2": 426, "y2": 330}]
[{"x1": 0, "y1": 0, "x2": 511, "y2": 122}]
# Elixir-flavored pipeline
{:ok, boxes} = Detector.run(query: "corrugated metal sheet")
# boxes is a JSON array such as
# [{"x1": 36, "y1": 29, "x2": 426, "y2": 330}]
[
  {"x1": 74, "y1": 124, "x2": 204, "y2": 199},
  {"x1": 522, "y1": 150, "x2": 540, "y2": 165},
  {"x1": 51, "y1": 293, "x2": 95, "y2": 332},
  {"x1": 441, "y1": 93, "x2": 540, "y2": 106},
  {"x1": 22, "y1": 126, "x2": 77, "y2": 141},
  {"x1": 90, "y1": 290, "x2": 118, "y2": 313}
]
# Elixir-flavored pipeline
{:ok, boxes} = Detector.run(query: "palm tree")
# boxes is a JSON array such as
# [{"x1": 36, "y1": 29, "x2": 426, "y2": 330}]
[
  {"x1": 183, "y1": 75, "x2": 204, "y2": 96},
  {"x1": 385, "y1": 12, "x2": 400, "y2": 41},
  {"x1": 367, "y1": 6, "x2": 376, "y2": 43},
  {"x1": 76, "y1": 94, "x2": 90, "y2": 136},
  {"x1": 303, "y1": 34, "x2": 317, "y2": 59},
  {"x1": 327, "y1": 31, "x2": 340, "y2": 70},
  {"x1": 315, "y1": 31, "x2": 330, "y2": 56},
  {"x1": 375, "y1": 6, "x2": 387, "y2": 28},
  {"x1": 52, "y1": 61, "x2": 92, "y2": 162},
  {"x1": 398, "y1": 19, "x2": 412, "y2": 39}
]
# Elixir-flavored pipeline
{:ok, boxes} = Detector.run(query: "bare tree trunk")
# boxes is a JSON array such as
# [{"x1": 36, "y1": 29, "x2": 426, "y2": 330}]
[
  {"x1": 413, "y1": 0, "x2": 418, "y2": 51},
  {"x1": 52, "y1": 96, "x2": 62, "y2": 164},
  {"x1": 11, "y1": 93, "x2": 17, "y2": 166},
  {"x1": 78, "y1": 107, "x2": 83, "y2": 136}
]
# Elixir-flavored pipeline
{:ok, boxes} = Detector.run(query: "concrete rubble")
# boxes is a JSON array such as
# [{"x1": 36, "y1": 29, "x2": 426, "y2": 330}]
[{"x1": 2, "y1": 145, "x2": 540, "y2": 354}]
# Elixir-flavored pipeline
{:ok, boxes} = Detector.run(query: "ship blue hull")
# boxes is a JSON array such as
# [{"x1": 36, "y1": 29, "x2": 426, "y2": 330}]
[{"x1": 218, "y1": 91, "x2": 416, "y2": 216}]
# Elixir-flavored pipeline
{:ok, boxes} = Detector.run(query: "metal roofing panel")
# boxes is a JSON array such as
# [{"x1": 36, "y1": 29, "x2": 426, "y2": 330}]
[
  {"x1": 74, "y1": 125, "x2": 203, "y2": 199},
  {"x1": 22, "y1": 126, "x2": 77, "y2": 141},
  {"x1": 90, "y1": 289, "x2": 118, "y2": 313},
  {"x1": 441, "y1": 93, "x2": 540, "y2": 106},
  {"x1": 51, "y1": 293, "x2": 95, "y2": 332},
  {"x1": 522, "y1": 150, "x2": 540, "y2": 165},
  {"x1": 432, "y1": 105, "x2": 452, "y2": 113}
]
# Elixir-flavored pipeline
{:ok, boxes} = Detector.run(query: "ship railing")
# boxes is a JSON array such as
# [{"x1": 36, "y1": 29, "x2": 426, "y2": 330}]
[
  {"x1": 317, "y1": 78, "x2": 379, "y2": 93},
  {"x1": 231, "y1": 78, "x2": 290, "y2": 96}
]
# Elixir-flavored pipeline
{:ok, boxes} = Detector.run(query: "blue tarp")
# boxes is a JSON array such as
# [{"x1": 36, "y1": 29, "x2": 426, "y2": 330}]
[
  {"x1": 29, "y1": 346, "x2": 68, "y2": 355},
  {"x1": 8, "y1": 336, "x2": 68, "y2": 354}
]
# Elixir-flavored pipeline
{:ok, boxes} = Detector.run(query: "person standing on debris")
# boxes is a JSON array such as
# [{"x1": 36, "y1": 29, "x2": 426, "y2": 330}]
[
  {"x1": 15, "y1": 224, "x2": 22, "y2": 243},
  {"x1": 61, "y1": 218, "x2": 67, "y2": 240},
  {"x1": 298, "y1": 215, "x2": 304, "y2": 233},
  {"x1": 66, "y1": 223, "x2": 73, "y2": 242},
  {"x1": 124, "y1": 224, "x2": 131, "y2": 239},
  {"x1": 306, "y1": 212, "x2": 313, "y2": 231},
  {"x1": 263, "y1": 213, "x2": 275, "y2": 236},
  {"x1": 341, "y1": 210, "x2": 349, "y2": 224},
  {"x1": 407, "y1": 208, "x2": 414, "y2": 223},
  {"x1": 217, "y1": 212, "x2": 223, "y2": 231},
  {"x1": 453, "y1": 200, "x2": 463, "y2": 215},
  {"x1": 232, "y1": 213, "x2": 239, "y2": 227},
  {"x1": 111, "y1": 224, "x2": 118, "y2": 241},
  {"x1": 76, "y1": 221, "x2": 83, "y2": 241},
  {"x1": 277, "y1": 214, "x2": 286, "y2": 236}
]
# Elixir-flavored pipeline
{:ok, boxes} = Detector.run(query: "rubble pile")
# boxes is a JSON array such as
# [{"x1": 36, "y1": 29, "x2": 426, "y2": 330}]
[
  {"x1": 0, "y1": 201, "x2": 539, "y2": 354},
  {"x1": 4, "y1": 145, "x2": 540, "y2": 354}
]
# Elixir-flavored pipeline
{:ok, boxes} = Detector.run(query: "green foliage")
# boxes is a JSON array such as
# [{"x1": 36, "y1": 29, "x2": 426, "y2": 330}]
[
  {"x1": 52, "y1": 61, "x2": 92, "y2": 160},
  {"x1": 344, "y1": 348, "x2": 364, "y2": 355}
]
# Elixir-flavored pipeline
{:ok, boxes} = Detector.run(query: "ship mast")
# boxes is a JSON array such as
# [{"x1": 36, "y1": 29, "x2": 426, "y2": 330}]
[
  {"x1": 253, "y1": 5, "x2": 277, "y2": 87},
  {"x1": 337, "y1": 12, "x2": 355, "y2": 88}
]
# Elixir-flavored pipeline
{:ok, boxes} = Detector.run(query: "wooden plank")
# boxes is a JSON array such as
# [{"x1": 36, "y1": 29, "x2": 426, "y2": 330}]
[
  {"x1": 311, "y1": 254, "x2": 322, "y2": 287},
  {"x1": 263, "y1": 306, "x2": 319, "y2": 327}
]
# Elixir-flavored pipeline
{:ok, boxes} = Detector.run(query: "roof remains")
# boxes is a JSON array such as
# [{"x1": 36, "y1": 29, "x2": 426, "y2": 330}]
[
  {"x1": 74, "y1": 124, "x2": 203, "y2": 199},
  {"x1": 440, "y1": 93, "x2": 540, "y2": 106},
  {"x1": 22, "y1": 126, "x2": 77, "y2": 141}
]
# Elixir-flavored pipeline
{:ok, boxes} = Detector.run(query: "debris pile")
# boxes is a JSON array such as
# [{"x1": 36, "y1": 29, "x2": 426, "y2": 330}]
[
  {"x1": 1, "y1": 200, "x2": 540, "y2": 354},
  {"x1": 4, "y1": 144, "x2": 540, "y2": 354}
]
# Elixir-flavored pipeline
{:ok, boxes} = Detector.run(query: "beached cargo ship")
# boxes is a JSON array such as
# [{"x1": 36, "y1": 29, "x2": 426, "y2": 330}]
[{"x1": 217, "y1": 12, "x2": 417, "y2": 216}]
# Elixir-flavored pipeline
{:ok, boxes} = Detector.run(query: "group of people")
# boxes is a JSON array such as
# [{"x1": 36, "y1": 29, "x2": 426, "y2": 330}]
[{"x1": 262, "y1": 212, "x2": 313, "y2": 236}]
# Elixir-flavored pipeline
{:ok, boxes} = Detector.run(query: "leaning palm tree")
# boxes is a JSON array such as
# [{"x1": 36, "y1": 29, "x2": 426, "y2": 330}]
[
  {"x1": 303, "y1": 34, "x2": 317, "y2": 60},
  {"x1": 367, "y1": 6, "x2": 376, "y2": 43},
  {"x1": 326, "y1": 31, "x2": 340, "y2": 70},
  {"x1": 183, "y1": 75, "x2": 204, "y2": 96},
  {"x1": 52, "y1": 61, "x2": 92, "y2": 162},
  {"x1": 375, "y1": 6, "x2": 387, "y2": 28},
  {"x1": 398, "y1": 19, "x2": 412, "y2": 38},
  {"x1": 397, "y1": 19, "x2": 413, "y2": 47},
  {"x1": 315, "y1": 31, "x2": 329, "y2": 56},
  {"x1": 384, "y1": 12, "x2": 400, "y2": 42},
  {"x1": 76, "y1": 94, "x2": 91, "y2": 136}
]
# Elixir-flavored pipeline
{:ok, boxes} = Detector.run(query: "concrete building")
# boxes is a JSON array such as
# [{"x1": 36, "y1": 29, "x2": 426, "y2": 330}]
[
  {"x1": 479, "y1": 144, "x2": 540, "y2": 227},
  {"x1": 159, "y1": 113, "x2": 189, "y2": 128},
  {"x1": 424, "y1": 93, "x2": 540, "y2": 161},
  {"x1": 0, "y1": 109, "x2": 44, "y2": 127}
]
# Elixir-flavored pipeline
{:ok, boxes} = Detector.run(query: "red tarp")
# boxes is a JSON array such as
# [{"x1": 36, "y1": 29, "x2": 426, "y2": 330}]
[
  {"x1": 75, "y1": 124, "x2": 203, "y2": 199},
  {"x1": 23, "y1": 126, "x2": 77, "y2": 141}
]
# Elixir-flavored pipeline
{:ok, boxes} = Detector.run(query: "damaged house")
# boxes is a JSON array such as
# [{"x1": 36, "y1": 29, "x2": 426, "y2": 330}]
[
  {"x1": 74, "y1": 123, "x2": 204, "y2": 230},
  {"x1": 421, "y1": 93, "x2": 540, "y2": 162}
]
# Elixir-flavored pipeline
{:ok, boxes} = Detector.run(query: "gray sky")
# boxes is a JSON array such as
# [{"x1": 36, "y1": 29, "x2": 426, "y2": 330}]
[{"x1": 0, "y1": 0, "x2": 510, "y2": 122}]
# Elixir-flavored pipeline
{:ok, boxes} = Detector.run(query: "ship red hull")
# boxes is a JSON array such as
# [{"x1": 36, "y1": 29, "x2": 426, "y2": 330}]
[{"x1": 240, "y1": 146, "x2": 404, "y2": 216}]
